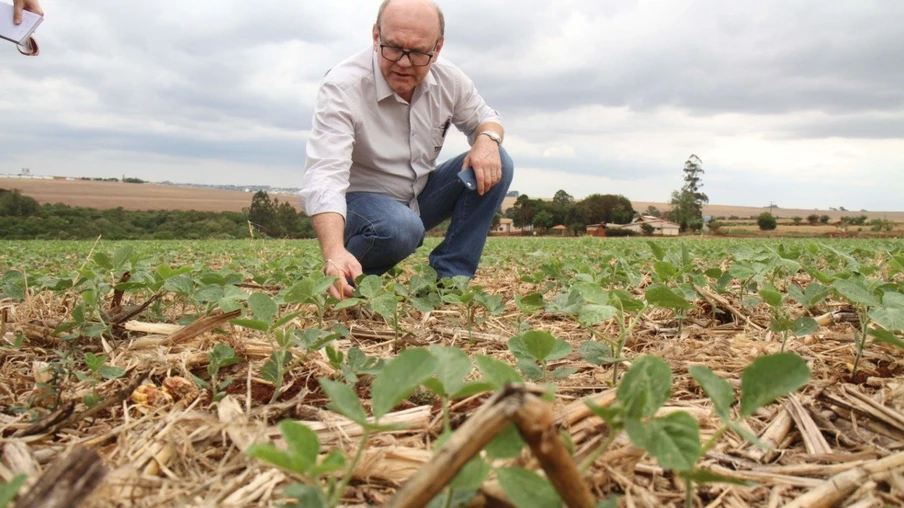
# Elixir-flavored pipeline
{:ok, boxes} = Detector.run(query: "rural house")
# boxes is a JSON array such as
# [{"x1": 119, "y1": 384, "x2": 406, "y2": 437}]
[{"x1": 607, "y1": 215, "x2": 680, "y2": 236}]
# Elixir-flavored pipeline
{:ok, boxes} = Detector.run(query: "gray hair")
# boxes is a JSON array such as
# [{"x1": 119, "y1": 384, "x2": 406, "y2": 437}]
[{"x1": 376, "y1": 0, "x2": 445, "y2": 38}]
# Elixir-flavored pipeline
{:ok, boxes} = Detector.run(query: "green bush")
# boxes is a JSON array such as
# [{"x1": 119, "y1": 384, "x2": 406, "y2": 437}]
[
  {"x1": 605, "y1": 227, "x2": 638, "y2": 237},
  {"x1": 757, "y1": 212, "x2": 777, "y2": 231}
]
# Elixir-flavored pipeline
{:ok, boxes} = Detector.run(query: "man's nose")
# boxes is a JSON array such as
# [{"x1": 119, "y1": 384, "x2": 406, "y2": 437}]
[{"x1": 396, "y1": 53, "x2": 414, "y2": 68}]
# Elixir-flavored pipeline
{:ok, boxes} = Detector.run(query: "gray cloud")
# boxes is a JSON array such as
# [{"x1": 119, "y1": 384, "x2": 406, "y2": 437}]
[{"x1": 1, "y1": 0, "x2": 902, "y2": 210}]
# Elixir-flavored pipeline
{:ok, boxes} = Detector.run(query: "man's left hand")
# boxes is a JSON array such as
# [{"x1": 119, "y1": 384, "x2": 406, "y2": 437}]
[{"x1": 463, "y1": 134, "x2": 502, "y2": 195}]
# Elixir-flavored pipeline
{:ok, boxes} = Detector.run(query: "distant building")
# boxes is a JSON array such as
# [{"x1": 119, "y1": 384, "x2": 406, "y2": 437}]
[
  {"x1": 495, "y1": 218, "x2": 520, "y2": 235},
  {"x1": 607, "y1": 215, "x2": 680, "y2": 236}
]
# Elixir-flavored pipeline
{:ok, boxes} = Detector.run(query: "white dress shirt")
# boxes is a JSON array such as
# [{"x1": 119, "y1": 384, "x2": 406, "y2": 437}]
[{"x1": 298, "y1": 48, "x2": 502, "y2": 219}]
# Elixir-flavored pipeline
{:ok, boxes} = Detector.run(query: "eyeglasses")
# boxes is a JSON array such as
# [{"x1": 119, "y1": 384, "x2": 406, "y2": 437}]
[
  {"x1": 377, "y1": 27, "x2": 438, "y2": 68},
  {"x1": 17, "y1": 37, "x2": 40, "y2": 56}
]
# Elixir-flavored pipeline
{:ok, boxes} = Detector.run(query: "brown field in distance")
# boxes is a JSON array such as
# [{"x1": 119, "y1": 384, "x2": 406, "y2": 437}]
[
  {"x1": 0, "y1": 178, "x2": 301, "y2": 213},
  {"x1": 3, "y1": 178, "x2": 902, "y2": 221}
]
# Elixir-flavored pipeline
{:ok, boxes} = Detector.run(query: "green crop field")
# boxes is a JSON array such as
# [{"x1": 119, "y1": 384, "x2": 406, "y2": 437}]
[{"x1": 1, "y1": 237, "x2": 903, "y2": 507}]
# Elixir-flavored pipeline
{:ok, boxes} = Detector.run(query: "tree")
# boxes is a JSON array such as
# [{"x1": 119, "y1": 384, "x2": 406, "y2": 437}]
[
  {"x1": 645, "y1": 205, "x2": 662, "y2": 218},
  {"x1": 532, "y1": 211, "x2": 555, "y2": 233},
  {"x1": 552, "y1": 190, "x2": 574, "y2": 207},
  {"x1": 509, "y1": 194, "x2": 540, "y2": 230},
  {"x1": 669, "y1": 154, "x2": 709, "y2": 232},
  {"x1": 757, "y1": 212, "x2": 777, "y2": 231},
  {"x1": 248, "y1": 191, "x2": 278, "y2": 236},
  {"x1": 640, "y1": 223, "x2": 655, "y2": 236},
  {"x1": 579, "y1": 194, "x2": 634, "y2": 225},
  {"x1": 792, "y1": 216, "x2": 803, "y2": 226},
  {"x1": 819, "y1": 214, "x2": 830, "y2": 225},
  {"x1": 807, "y1": 214, "x2": 820, "y2": 226},
  {"x1": 0, "y1": 189, "x2": 40, "y2": 217}
]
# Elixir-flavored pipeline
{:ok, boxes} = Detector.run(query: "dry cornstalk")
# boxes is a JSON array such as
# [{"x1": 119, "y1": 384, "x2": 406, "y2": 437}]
[
  {"x1": 783, "y1": 450, "x2": 904, "y2": 508},
  {"x1": 746, "y1": 407, "x2": 794, "y2": 462},
  {"x1": 385, "y1": 384, "x2": 594, "y2": 508},
  {"x1": 127, "y1": 309, "x2": 241, "y2": 349},
  {"x1": 785, "y1": 395, "x2": 832, "y2": 455},
  {"x1": 14, "y1": 445, "x2": 107, "y2": 508}
]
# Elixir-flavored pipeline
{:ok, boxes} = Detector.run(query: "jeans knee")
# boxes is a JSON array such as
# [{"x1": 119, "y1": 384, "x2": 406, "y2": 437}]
[
  {"x1": 389, "y1": 212, "x2": 426, "y2": 256},
  {"x1": 496, "y1": 147, "x2": 514, "y2": 191}
]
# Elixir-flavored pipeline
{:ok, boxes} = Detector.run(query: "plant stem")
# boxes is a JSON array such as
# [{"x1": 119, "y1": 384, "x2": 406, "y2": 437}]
[
  {"x1": 851, "y1": 307, "x2": 869, "y2": 376},
  {"x1": 442, "y1": 488, "x2": 455, "y2": 508},
  {"x1": 330, "y1": 428, "x2": 370, "y2": 507},
  {"x1": 780, "y1": 329, "x2": 789, "y2": 353},
  {"x1": 442, "y1": 395, "x2": 451, "y2": 434},
  {"x1": 701, "y1": 424, "x2": 728, "y2": 455},
  {"x1": 684, "y1": 477, "x2": 694, "y2": 508},
  {"x1": 578, "y1": 429, "x2": 619, "y2": 474}
]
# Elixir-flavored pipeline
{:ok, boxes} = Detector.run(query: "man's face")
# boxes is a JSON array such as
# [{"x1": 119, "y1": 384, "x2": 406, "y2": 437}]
[{"x1": 372, "y1": 12, "x2": 443, "y2": 100}]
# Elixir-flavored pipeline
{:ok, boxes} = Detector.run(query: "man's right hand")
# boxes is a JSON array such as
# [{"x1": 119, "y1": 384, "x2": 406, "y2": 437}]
[{"x1": 323, "y1": 248, "x2": 362, "y2": 300}]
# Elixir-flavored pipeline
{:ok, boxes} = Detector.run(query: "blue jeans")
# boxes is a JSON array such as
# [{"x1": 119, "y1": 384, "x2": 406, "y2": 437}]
[{"x1": 344, "y1": 147, "x2": 514, "y2": 279}]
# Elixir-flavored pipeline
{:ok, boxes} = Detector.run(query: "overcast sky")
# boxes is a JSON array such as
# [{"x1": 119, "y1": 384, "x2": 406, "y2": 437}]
[{"x1": 2, "y1": 0, "x2": 902, "y2": 210}]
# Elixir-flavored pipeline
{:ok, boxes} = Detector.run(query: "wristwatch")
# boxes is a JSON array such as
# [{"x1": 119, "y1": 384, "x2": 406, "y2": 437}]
[{"x1": 478, "y1": 130, "x2": 502, "y2": 146}]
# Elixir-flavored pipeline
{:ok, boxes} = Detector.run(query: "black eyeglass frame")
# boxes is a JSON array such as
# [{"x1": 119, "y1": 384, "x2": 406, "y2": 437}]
[{"x1": 377, "y1": 29, "x2": 438, "y2": 67}]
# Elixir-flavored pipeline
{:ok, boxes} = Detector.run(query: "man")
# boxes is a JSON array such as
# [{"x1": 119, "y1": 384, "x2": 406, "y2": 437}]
[{"x1": 299, "y1": 0, "x2": 513, "y2": 299}]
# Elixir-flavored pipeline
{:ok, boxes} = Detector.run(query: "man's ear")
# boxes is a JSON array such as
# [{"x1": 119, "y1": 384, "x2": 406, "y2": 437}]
[
  {"x1": 372, "y1": 24, "x2": 380, "y2": 48},
  {"x1": 433, "y1": 37, "x2": 445, "y2": 60}
]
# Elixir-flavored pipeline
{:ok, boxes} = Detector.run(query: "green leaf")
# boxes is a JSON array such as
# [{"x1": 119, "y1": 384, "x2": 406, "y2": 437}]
[
  {"x1": 515, "y1": 292, "x2": 545, "y2": 314},
  {"x1": 758, "y1": 287, "x2": 784, "y2": 307},
  {"x1": 230, "y1": 318, "x2": 270, "y2": 332},
  {"x1": 248, "y1": 293, "x2": 278, "y2": 324},
  {"x1": 371, "y1": 348, "x2": 438, "y2": 419},
  {"x1": 163, "y1": 275, "x2": 194, "y2": 296},
  {"x1": 516, "y1": 359, "x2": 544, "y2": 381},
  {"x1": 247, "y1": 444, "x2": 299, "y2": 474},
  {"x1": 679, "y1": 468, "x2": 756, "y2": 486},
  {"x1": 791, "y1": 316, "x2": 819, "y2": 336},
  {"x1": 370, "y1": 293, "x2": 398, "y2": 320},
  {"x1": 510, "y1": 330, "x2": 568, "y2": 363},
  {"x1": 645, "y1": 284, "x2": 692, "y2": 310},
  {"x1": 92, "y1": 252, "x2": 113, "y2": 270},
  {"x1": 578, "y1": 341, "x2": 616, "y2": 366},
  {"x1": 98, "y1": 365, "x2": 126, "y2": 380},
  {"x1": 357, "y1": 275, "x2": 383, "y2": 299},
  {"x1": 617, "y1": 356, "x2": 672, "y2": 418},
  {"x1": 551, "y1": 366, "x2": 578, "y2": 379},
  {"x1": 210, "y1": 343, "x2": 239, "y2": 368},
  {"x1": 832, "y1": 278, "x2": 880, "y2": 308},
  {"x1": 84, "y1": 352, "x2": 104, "y2": 372},
  {"x1": 486, "y1": 423, "x2": 525, "y2": 459},
  {"x1": 475, "y1": 355, "x2": 523, "y2": 388},
  {"x1": 689, "y1": 366, "x2": 734, "y2": 422},
  {"x1": 113, "y1": 246, "x2": 134, "y2": 270},
  {"x1": 282, "y1": 483, "x2": 329, "y2": 508},
  {"x1": 309, "y1": 449, "x2": 347, "y2": 476},
  {"x1": 579, "y1": 304, "x2": 618, "y2": 325},
  {"x1": 496, "y1": 467, "x2": 562, "y2": 508},
  {"x1": 333, "y1": 297, "x2": 363, "y2": 311},
  {"x1": 883, "y1": 291, "x2": 904, "y2": 309},
  {"x1": 318, "y1": 378, "x2": 368, "y2": 425},
  {"x1": 586, "y1": 400, "x2": 624, "y2": 430},
  {"x1": 428, "y1": 346, "x2": 473, "y2": 398},
  {"x1": 278, "y1": 419, "x2": 320, "y2": 472},
  {"x1": 648, "y1": 241, "x2": 666, "y2": 261},
  {"x1": 868, "y1": 328, "x2": 904, "y2": 349},
  {"x1": 653, "y1": 261, "x2": 679, "y2": 281},
  {"x1": 740, "y1": 353, "x2": 810, "y2": 417},
  {"x1": 451, "y1": 381, "x2": 495, "y2": 399},
  {"x1": 870, "y1": 305, "x2": 904, "y2": 332},
  {"x1": 0, "y1": 474, "x2": 26, "y2": 508},
  {"x1": 645, "y1": 412, "x2": 700, "y2": 472},
  {"x1": 195, "y1": 284, "x2": 225, "y2": 304},
  {"x1": 448, "y1": 457, "x2": 490, "y2": 490}
]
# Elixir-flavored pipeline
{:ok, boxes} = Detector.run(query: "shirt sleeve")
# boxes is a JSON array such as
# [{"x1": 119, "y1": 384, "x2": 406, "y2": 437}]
[
  {"x1": 298, "y1": 81, "x2": 357, "y2": 219},
  {"x1": 450, "y1": 67, "x2": 502, "y2": 144}
]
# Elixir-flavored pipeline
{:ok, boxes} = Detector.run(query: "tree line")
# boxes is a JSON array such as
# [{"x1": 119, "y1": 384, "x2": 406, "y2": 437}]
[
  {"x1": 503, "y1": 191, "x2": 636, "y2": 234},
  {"x1": 0, "y1": 189, "x2": 315, "y2": 240}
]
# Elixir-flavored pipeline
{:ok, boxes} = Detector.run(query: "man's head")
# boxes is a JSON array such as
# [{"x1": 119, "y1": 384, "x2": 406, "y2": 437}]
[{"x1": 373, "y1": 0, "x2": 445, "y2": 101}]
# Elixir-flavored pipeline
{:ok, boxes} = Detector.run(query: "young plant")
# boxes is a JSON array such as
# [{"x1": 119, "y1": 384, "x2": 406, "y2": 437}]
[
  {"x1": 326, "y1": 346, "x2": 384, "y2": 385},
  {"x1": 250, "y1": 347, "x2": 438, "y2": 507},
  {"x1": 508, "y1": 330, "x2": 574, "y2": 382},
  {"x1": 831, "y1": 277, "x2": 904, "y2": 375},
  {"x1": 191, "y1": 343, "x2": 242, "y2": 405},
  {"x1": 75, "y1": 353, "x2": 126, "y2": 407},
  {"x1": 585, "y1": 353, "x2": 811, "y2": 508},
  {"x1": 0, "y1": 475, "x2": 26, "y2": 508},
  {"x1": 758, "y1": 286, "x2": 818, "y2": 352}
]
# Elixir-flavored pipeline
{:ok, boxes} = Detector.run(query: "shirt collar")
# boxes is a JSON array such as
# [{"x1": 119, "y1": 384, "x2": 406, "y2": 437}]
[{"x1": 372, "y1": 49, "x2": 437, "y2": 103}]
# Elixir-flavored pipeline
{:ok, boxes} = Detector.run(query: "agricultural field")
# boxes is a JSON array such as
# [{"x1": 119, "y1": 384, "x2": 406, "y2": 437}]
[{"x1": 1, "y1": 237, "x2": 903, "y2": 507}]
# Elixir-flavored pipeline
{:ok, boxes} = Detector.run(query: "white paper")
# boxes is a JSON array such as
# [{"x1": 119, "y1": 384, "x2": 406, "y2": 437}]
[{"x1": 0, "y1": 1, "x2": 43, "y2": 45}]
